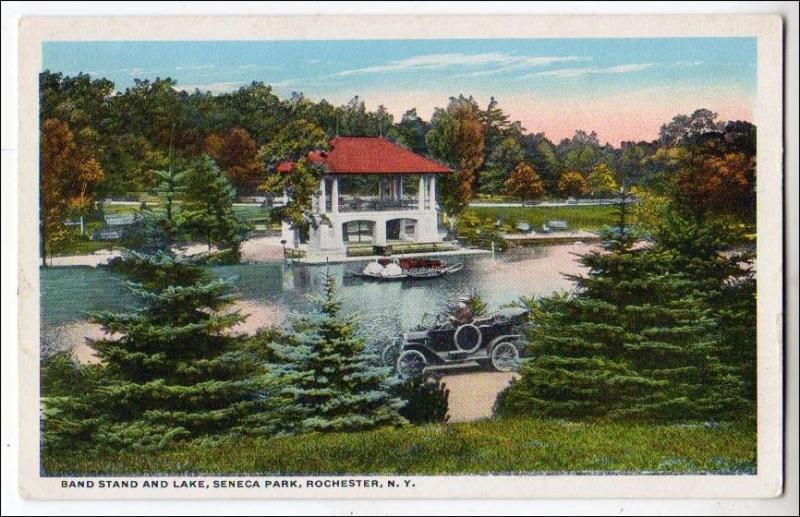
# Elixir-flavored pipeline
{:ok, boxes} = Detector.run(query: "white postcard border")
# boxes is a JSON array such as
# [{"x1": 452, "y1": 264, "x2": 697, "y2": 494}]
[{"x1": 17, "y1": 14, "x2": 785, "y2": 500}]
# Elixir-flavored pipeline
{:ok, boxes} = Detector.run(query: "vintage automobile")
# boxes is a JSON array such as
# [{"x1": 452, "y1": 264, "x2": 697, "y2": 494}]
[{"x1": 383, "y1": 306, "x2": 529, "y2": 378}]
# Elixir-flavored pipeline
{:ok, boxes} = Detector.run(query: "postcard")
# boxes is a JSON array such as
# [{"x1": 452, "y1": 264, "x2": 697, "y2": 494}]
[{"x1": 16, "y1": 14, "x2": 784, "y2": 499}]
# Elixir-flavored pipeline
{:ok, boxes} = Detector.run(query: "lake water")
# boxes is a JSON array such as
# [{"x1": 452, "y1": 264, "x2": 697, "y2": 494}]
[{"x1": 40, "y1": 242, "x2": 596, "y2": 356}]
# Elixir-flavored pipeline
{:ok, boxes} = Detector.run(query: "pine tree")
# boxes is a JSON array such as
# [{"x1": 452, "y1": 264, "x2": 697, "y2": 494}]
[
  {"x1": 650, "y1": 209, "x2": 756, "y2": 410},
  {"x1": 496, "y1": 195, "x2": 749, "y2": 421},
  {"x1": 179, "y1": 156, "x2": 246, "y2": 257},
  {"x1": 267, "y1": 273, "x2": 406, "y2": 434},
  {"x1": 42, "y1": 252, "x2": 281, "y2": 452}
]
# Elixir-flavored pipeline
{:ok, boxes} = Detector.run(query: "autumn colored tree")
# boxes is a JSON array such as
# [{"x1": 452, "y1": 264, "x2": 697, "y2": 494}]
[
  {"x1": 557, "y1": 170, "x2": 588, "y2": 198},
  {"x1": 203, "y1": 128, "x2": 263, "y2": 194},
  {"x1": 505, "y1": 162, "x2": 544, "y2": 200},
  {"x1": 587, "y1": 163, "x2": 619, "y2": 198},
  {"x1": 675, "y1": 152, "x2": 756, "y2": 220},
  {"x1": 426, "y1": 95, "x2": 485, "y2": 215},
  {"x1": 39, "y1": 119, "x2": 105, "y2": 265}
]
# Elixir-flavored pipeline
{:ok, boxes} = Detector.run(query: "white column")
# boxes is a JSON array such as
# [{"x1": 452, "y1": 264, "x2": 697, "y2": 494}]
[
  {"x1": 399, "y1": 177, "x2": 404, "y2": 199},
  {"x1": 374, "y1": 218, "x2": 387, "y2": 246},
  {"x1": 428, "y1": 174, "x2": 436, "y2": 211},
  {"x1": 331, "y1": 176, "x2": 339, "y2": 214},
  {"x1": 319, "y1": 177, "x2": 327, "y2": 214},
  {"x1": 418, "y1": 175, "x2": 425, "y2": 209}
]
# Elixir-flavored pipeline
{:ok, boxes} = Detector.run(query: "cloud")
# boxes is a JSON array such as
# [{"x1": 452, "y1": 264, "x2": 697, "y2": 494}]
[
  {"x1": 173, "y1": 81, "x2": 244, "y2": 93},
  {"x1": 335, "y1": 52, "x2": 589, "y2": 77},
  {"x1": 457, "y1": 56, "x2": 591, "y2": 77},
  {"x1": 175, "y1": 64, "x2": 217, "y2": 71},
  {"x1": 673, "y1": 60, "x2": 704, "y2": 67},
  {"x1": 533, "y1": 63, "x2": 653, "y2": 79}
]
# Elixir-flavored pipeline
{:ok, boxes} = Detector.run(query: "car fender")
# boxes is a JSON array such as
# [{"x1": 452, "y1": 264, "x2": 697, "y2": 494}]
[{"x1": 400, "y1": 343, "x2": 442, "y2": 364}]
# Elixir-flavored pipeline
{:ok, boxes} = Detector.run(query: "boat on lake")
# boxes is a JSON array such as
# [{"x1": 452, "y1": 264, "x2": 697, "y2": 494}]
[{"x1": 348, "y1": 257, "x2": 464, "y2": 281}]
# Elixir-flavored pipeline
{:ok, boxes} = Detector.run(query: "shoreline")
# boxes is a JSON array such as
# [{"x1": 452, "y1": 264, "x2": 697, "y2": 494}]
[
  {"x1": 45, "y1": 236, "x2": 287, "y2": 268},
  {"x1": 45, "y1": 233, "x2": 600, "y2": 268}
]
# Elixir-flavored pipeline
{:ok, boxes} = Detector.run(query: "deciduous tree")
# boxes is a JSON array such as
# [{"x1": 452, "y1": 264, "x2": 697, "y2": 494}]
[
  {"x1": 504, "y1": 162, "x2": 544, "y2": 200},
  {"x1": 587, "y1": 163, "x2": 619, "y2": 198},
  {"x1": 39, "y1": 118, "x2": 105, "y2": 265},
  {"x1": 204, "y1": 127, "x2": 264, "y2": 194},
  {"x1": 426, "y1": 95, "x2": 485, "y2": 215},
  {"x1": 557, "y1": 170, "x2": 588, "y2": 198}
]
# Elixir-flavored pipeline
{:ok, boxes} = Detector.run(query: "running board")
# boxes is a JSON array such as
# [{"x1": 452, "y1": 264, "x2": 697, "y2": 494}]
[{"x1": 425, "y1": 361, "x2": 482, "y2": 371}]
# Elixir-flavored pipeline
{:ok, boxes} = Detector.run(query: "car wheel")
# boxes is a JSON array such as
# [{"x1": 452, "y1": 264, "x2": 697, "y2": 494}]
[
  {"x1": 490, "y1": 342, "x2": 520, "y2": 372},
  {"x1": 381, "y1": 343, "x2": 399, "y2": 367},
  {"x1": 396, "y1": 350, "x2": 427, "y2": 379}
]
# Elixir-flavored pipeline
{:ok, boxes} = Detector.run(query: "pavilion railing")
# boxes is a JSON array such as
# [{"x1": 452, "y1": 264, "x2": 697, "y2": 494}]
[{"x1": 337, "y1": 196, "x2": 420, "y2": 212}]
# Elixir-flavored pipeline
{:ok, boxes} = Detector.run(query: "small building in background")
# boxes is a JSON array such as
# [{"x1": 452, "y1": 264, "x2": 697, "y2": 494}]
[{"x1": 278, "y1": 137, "x2": 451, "y2": 255}]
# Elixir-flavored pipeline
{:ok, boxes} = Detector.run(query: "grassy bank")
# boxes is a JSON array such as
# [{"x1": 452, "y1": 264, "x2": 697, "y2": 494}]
[
  {"x1": 469, "y1": 205, "x2": 618, "y2": 231},
  {"x1": 43, "y1": 416, "x2": 755, "y2": 476},
  {"x1": 103, "y1": 202, "x2": 271, "y2": 224}
]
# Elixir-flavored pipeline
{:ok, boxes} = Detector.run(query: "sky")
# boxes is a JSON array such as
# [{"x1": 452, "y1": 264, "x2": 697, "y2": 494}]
[{"x1": 42, "y1": 38, "x2": 757, "y2": 145}]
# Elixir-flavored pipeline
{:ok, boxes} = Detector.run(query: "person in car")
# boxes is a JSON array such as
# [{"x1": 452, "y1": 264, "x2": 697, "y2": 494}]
[{"x1": 451, "y1": 300, "x2": 474, "y2": 326}]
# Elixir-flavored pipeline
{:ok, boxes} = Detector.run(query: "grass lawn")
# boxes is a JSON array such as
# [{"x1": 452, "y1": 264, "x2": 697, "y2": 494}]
[
  {"x1": 469, "y1": 205, "x2": 618, "y2": 231},
  {"x1": 102, "y1": 202, "x2": 270, "y2": 224},
  {"x1": 48, "y1": 203, "x2": 274, "y2": 257},
  {"x1": 42, "y1": 416, "x2": 755, "y2": 476}
]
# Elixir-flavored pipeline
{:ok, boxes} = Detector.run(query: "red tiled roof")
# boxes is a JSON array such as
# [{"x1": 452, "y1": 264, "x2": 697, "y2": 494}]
[{"x1": 277, "y1": 137, "x2": 451, "y2": 175}]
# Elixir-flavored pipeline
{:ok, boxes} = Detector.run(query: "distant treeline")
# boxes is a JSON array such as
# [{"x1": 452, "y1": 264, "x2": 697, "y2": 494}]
[{"x1": 40, "y1": 71, "x2": 756, "y2": 217}]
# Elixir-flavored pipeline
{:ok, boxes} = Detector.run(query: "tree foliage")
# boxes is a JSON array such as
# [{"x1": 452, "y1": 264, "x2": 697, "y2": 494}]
[
  {"x1": 204, "y1": 127, "x2": 264, "y2": 193},
  {"x1": 39, "y1": 118, "x2": 105, "y2": 264},
  {"x1": 266, "y1": 274, "x2": 407, "y2": 433},
  {"x1": 260, "y1": 158, "x2": 326, "y2": 244},
  {"x1": 39, "y1": 67, "x2": 757, "y2": 242},
  {"x1": 426, "y1": 95, "x2": 485, "y2": 215},
  {"x1": 179, "y1": 156, "x2": 246, "y2": 255},
  {"x1": 587, "y1": 163, "x2": 619, "y2": 198},
  {"x1": 42, "y1": 252, "x2": 281, "y2": 452},
  {"x1": 497, "y1": 184, "x2": 755, "y2": 422},
  {"x1": 557, "y1": 170, "x2": 588, "y2": 198},
  {"x1": 504, "y1": 162, "x2": 544, "y2": 200}
]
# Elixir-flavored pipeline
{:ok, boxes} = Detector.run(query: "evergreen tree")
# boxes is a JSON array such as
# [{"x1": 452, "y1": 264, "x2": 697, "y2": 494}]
[
  {"x1": 650, "y1": 208, "x2": 756, "y2": 406},
  {"x1": 42, "y1": 252, "x2": 281, "y2": 452},
  {"x1": 179, "y1": 155, "x2": 246, "y2": 256},
  {"x1": 496, "y1": 196, "x2": 750, "y2": 421},
  {"x1": 267, "y1": 274, "x2": 406, "y2": 433},
  {"x1": 151, "y1": 124, "x2": 189, "y2": 233}
]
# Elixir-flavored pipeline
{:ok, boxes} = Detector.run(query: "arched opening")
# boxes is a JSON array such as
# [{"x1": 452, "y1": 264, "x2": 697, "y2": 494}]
[
  {"x1": 386, "y1": 218, "x2": 418, "y2": 242},
  {"x1": 342, "y1": 220, "x2": 376, "y2": 244}
]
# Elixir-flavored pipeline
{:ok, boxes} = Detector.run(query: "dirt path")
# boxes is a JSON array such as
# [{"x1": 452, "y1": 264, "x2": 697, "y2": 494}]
[{"x1": 441, "y1": 370, "x2": 518, "y2": 423}]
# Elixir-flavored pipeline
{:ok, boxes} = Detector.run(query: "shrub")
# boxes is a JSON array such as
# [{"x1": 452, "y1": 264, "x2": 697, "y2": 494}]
[
  {"x1": 456, "y1": 210, "x2": 510, "y2": 251},
  {"x1": 395, "y1": 375, "x2": 450, "y2": 425}
]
